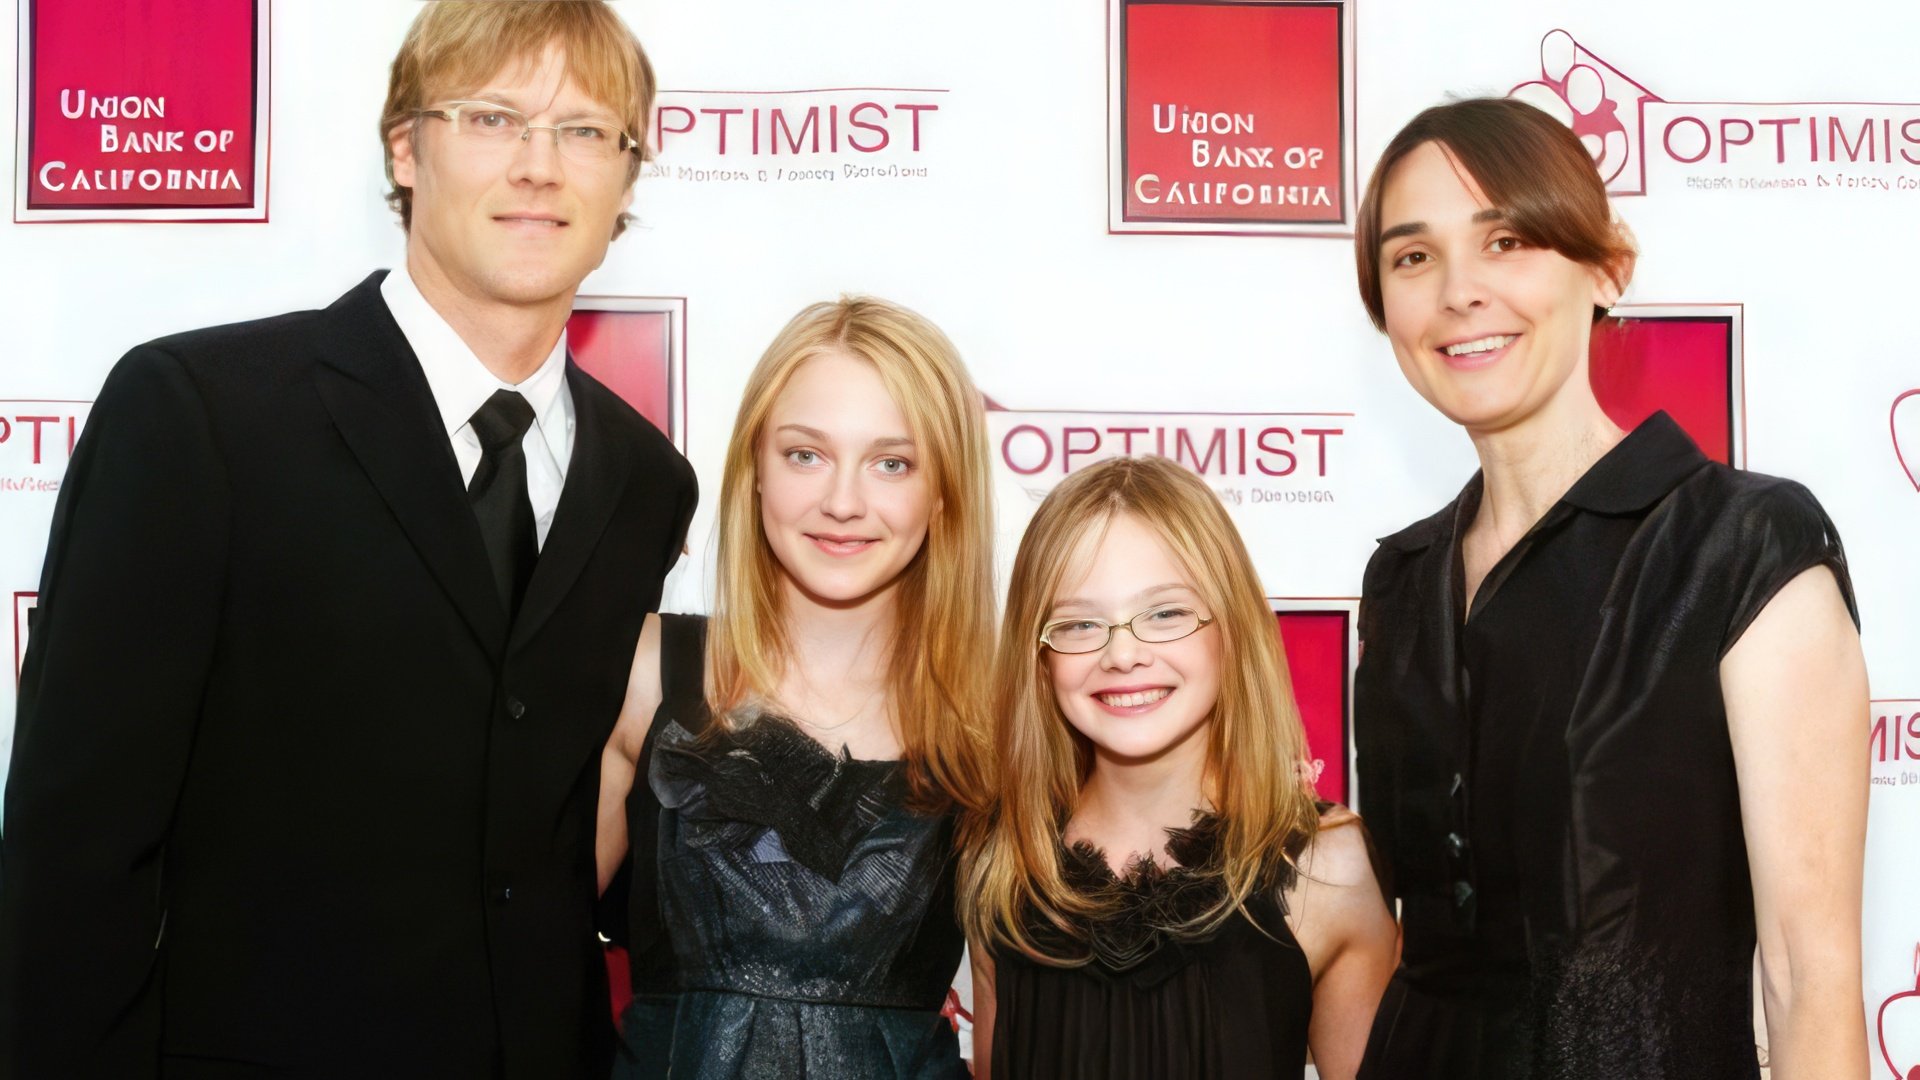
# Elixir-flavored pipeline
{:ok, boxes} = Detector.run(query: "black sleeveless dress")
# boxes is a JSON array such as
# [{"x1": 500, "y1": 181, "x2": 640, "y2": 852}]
[
  {"x1": 610, "y1": 615, "x2": 967, "y2": 1079},
  {"x1": 990, "y1": 817, "x2": 1315, "y2": 1079},
  {"x1": 1354, "y1": 413, "x2": 1858, "y2": 1079}
]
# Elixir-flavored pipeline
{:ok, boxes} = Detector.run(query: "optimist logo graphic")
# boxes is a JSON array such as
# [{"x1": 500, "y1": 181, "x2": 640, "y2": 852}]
[
  {"x1": 1109, "y1": 0, "x2": 1355, "y2": 235},
  {"x1": 1872, "y1": 700, "x2": 1920, "y2": 1076},
  {"x1": 1271, "y1": 602, "x2": 1356, "y2": 805},
  {"x1": 1510, "y1": 30, "x2": 1659, "y2": 194},
  {"x1": 987, "y1": 401, "x2": 1350, "y2": 500},
  {"x1": 1893, "y1": 389, "x2": 1920, "y2": 492},
  {"x1": 984, "y1": 398, "x2": 1355, "y2": 623},
  {"x1": 645, "y1": 89, "x2": 945, "y2": 186},
  {"x1": 0, "y1": 400, "x2": 91, "y2": 496},
  {"x1": 1511, "y1": 30, "x2": 1920, "y2": 197},
  {"x1": 1873, "y1": 701, "x2": 1920, "y2": 788},
  {"x1": 15, "y1": 0, "x2": 270, "y2": 221},
  {"x1": 567, "y1": 299, "x2": 686, "y2": 449}
]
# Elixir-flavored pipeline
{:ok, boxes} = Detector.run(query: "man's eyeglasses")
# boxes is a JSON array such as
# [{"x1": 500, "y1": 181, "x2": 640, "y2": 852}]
[
  {"x1": 1038, "y1": 605, "x2": 1214, "y2": 655},
  {"x1": 414, "y1": 101, "x2": 641, "y2": 165}
]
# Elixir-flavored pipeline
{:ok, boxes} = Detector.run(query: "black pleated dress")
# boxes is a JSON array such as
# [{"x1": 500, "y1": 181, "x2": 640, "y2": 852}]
[
  {"x1": 990, "y1": 818, "x2": 1315, "y2": 1079},
  {"x1": 1353, "y1": 413, "x2": 1856, "y2": 1080}
]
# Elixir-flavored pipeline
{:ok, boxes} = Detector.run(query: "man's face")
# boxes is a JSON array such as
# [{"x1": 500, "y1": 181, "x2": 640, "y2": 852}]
[{"x1": 389, "y1": 42, "x2": 635, "y2": 310}]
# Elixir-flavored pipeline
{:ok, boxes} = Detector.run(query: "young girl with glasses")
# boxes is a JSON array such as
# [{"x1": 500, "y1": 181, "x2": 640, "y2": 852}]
[{"x1": 958, "y1": 455, "x2": 1397, "y2": 1079}]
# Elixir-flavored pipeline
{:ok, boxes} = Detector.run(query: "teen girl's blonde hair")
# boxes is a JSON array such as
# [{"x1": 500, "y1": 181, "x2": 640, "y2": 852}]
[
  {"x1": 958, "y1": 455, "x2": 1320, "y2": 962},
  {"x1": 706, "y1": 297, "x2": 995, "y2": 814}
]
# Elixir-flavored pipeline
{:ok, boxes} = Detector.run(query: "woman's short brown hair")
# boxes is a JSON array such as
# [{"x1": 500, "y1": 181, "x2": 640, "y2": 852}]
[
  {"x1": 380, "y1": 1, "x2": 656, "y2": 236},
  {"x1": 1353, "y1": 97, "x2": 1635, "y2": 330}
]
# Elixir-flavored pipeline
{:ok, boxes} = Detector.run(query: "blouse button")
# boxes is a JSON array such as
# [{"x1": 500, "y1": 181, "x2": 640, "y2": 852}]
[{"x1": 1446, "y1": 831, "x2": 1468, "y2": 858}]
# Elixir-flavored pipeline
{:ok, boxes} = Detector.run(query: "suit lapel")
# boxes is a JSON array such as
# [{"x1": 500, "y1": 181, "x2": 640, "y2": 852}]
[
  {"x1": 312, "y1": 273, "x2": 509, "y2": 658},
  {"x1": 510, "y1": 362, "x2": 632, "y2": 652}
]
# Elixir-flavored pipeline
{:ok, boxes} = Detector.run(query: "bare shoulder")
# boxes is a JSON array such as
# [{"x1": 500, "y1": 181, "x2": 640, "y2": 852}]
[
  {"x1": 1287, "y1": 804, "x2": 1396, "y2": 978},
  {"x1": 1726, "y1": 565, "x2": 1855, "y2": 662},
  {"x1": 606, "y1": 613, "x2": 666, "y2": 763},
  {"x1": 1296, "y1": 805, "x2": 1380, "y2": 893}
]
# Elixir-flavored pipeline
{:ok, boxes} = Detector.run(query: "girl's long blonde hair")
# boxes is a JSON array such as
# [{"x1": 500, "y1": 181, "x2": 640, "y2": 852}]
[
  {"x1": 706, "y1": 296, "x2": 995, "y2": 814},
  {"x1": 958, "y1": 455, "x2": 1320, "y2": 962}
]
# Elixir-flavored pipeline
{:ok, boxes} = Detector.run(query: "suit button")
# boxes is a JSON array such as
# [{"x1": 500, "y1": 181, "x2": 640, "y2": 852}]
[
  {"x1": 499, "y1": 887, "x2": 512, "y2": 903},
  {"x1": 506, "y1": 696, "x2": 526, "y2": 719}
]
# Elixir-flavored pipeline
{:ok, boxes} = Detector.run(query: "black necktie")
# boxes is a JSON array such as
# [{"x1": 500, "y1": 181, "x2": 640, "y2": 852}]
[{"x1": 468, "y1": 389, "x2": 538, "y2": 616}]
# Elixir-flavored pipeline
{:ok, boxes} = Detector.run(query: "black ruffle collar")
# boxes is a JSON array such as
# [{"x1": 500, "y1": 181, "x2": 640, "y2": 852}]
[
  {"x1": 1034, "y1": 814, "x2": 1294, "y2": 985},
  {"x1": 651, "y1": 713, "x2": 907, "y2": 881}
]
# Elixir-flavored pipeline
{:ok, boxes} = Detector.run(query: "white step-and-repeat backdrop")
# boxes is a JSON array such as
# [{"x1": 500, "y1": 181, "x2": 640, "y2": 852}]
[{"x1": 3, "y1": 0, "x2": 1917, "y2": 1069}]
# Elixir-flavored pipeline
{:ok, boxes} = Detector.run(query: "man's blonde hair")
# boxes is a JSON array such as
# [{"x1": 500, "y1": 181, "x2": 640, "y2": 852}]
[{"x1": 380, "y1": 1, "x2": 656, "y2": 236}]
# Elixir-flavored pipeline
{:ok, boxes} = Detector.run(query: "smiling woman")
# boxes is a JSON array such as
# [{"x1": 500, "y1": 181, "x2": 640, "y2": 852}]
[
  {"x1": 1355, "y1": 99, "x2": 1634, "y2": 435},
  {"x1": 1350, "y1": 98, "x2": 1869, "y2": 1080}
]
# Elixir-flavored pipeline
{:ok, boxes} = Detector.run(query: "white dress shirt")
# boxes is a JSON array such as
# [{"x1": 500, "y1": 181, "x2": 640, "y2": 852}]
[{"x1": 380, "y1": 265, "x2": 575, "y2": 550}]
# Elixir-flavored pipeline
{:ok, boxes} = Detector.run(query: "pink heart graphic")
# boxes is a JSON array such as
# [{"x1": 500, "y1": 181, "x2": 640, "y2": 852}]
[
  {"x1": 1509, "y1": 30, "x2": 1660, "y2": 195},
  {"x1": 1879, "y1": 942, "x2": 1920, "y2": 1079},
  {"x1": 1895, "y1": 390, "x2": 1920, "y2": 492}
]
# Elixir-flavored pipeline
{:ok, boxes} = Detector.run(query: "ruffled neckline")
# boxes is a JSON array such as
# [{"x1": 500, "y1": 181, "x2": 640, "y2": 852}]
[
  {"x1": 1063, "y1": 813, "x2": 1225, "y2": 888},
  {"x1": 651, "y1": 713, "x2": 909, "y2": 882},
  {"x1": 1034, "y1": 814, "x2": 1295, "y2": 984}
]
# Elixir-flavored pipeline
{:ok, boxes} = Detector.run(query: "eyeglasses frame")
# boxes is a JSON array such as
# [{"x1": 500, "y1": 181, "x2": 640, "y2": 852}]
[
  {"x1": 1037, "y1": 605, "x2": 1215, "y2": 655},
  {"x1": 413, "y1": 100, "x2": 643, "y2": 161}
]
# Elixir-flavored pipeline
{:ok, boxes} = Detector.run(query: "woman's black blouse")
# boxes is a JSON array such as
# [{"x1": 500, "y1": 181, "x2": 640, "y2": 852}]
[{"x1": 1354, "y1": 413, "x2": 1855, "y2": 1080}]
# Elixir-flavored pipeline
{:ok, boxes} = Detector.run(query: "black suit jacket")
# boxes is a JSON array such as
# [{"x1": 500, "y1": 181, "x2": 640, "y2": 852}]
[{"x1": 0, "y1": 273, "x2": 696, "y2": 1079}]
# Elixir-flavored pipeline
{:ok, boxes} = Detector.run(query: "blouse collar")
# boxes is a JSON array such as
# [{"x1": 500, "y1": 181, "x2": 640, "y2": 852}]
[{"x1": 1377, "y1": 411, "x2": 1710, "y2": 554}]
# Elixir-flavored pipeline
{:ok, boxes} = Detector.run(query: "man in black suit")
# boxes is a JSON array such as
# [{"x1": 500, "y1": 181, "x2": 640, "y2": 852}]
[{"x1": 0, "y1": 4, "x2": 694, "y2": 1076}]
